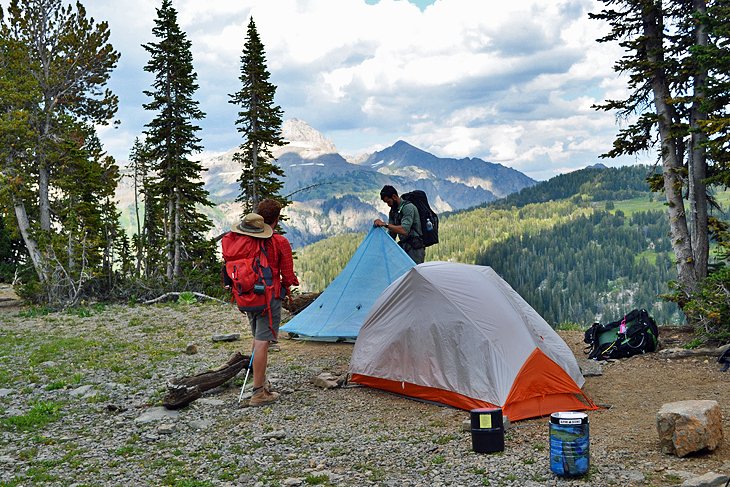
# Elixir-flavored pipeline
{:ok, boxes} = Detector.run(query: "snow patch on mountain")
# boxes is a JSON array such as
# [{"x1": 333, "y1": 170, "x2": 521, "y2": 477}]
[{"x1": 275, "y1": 119, "x2": 338, "y2": 159}]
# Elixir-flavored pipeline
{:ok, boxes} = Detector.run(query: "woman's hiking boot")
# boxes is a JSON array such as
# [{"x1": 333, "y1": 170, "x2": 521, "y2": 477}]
[{"x1": 249, "y1": 385, "x2": 279, "y2": 406}]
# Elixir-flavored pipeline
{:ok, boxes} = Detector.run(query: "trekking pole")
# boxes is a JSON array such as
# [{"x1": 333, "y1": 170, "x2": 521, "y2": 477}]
[{"x1": 238, "y1": 347, "x2": 255, "y2": 403}]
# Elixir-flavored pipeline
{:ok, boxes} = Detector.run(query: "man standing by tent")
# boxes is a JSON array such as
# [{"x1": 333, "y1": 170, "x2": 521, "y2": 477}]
[{"x1": 374, "y1": 185, "x2": 425, "y2": 264}]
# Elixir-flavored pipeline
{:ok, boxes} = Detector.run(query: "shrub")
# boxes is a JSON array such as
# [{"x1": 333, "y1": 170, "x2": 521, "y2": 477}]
[{"x1": 682, "y1": 266, "x2": 730, "y2": 345}]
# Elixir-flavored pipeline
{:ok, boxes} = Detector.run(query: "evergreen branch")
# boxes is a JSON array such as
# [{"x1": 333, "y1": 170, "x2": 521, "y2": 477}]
[{"x1": 284, "y1": 182, "x2": 330, "y2": 199}]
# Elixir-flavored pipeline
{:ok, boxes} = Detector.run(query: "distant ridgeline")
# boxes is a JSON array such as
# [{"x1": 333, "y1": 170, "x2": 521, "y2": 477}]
[
  {"x1": 487, "y1": 164, "x2": 656, "y2": 210},
  {"x1": 296, "y1": 164, "x2": 687, "y2": 326}
]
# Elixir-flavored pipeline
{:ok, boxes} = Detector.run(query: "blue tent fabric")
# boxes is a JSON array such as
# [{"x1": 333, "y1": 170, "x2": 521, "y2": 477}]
[{"x1": 282, "y1": 226, "x2": 416, "y2": 341}]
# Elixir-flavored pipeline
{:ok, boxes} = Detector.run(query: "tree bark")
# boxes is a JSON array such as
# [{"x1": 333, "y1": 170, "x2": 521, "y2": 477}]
[
  {"x1": 14, "y1": 199, "x2": 47, "y2": 284},
  {"x1": 38, "y1": 161, "x2": 51, "y2": 231},
  {"x1": 173, "y1": 189, "x2": 180, "y2": 279},
  {"x1": 688, "y1": 0, "x2": 709, "y2": 280},
  {"x1": 134, "y1": 158, "x2": 143, "y2": 276},
  {"x1": 642, "y1": 1, "x2": 697, "y2": 296},
  {"x1": 166, "y1": 189, "x2": 174, "y2": 280}
]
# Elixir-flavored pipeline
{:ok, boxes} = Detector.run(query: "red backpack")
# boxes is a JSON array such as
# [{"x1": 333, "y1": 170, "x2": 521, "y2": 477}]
[{"x1": 221, "y1": 233, "x2": 281, "y2": 315}]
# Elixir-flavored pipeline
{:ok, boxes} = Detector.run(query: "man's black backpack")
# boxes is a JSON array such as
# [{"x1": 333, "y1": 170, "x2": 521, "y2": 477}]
[
  {"x1": 401, "y1": 190, "x2": 439, "y2": 247},
  {"x1": 584, "y1": 309, "x2": 659, "y2": 360}
]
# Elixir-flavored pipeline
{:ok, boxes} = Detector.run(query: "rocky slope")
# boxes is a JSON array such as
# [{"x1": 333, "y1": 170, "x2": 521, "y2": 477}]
[{"x1": 116, "y1": 119, "x2": 537, "y2": 248}]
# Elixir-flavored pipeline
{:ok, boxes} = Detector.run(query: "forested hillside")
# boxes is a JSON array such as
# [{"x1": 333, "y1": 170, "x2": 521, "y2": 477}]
[
  {"x1": 488, "y1": 165, "x2": 657, "y2": 209},
  {"x1": 295, "y1": 165, "x2": 686, "y2": 326}
]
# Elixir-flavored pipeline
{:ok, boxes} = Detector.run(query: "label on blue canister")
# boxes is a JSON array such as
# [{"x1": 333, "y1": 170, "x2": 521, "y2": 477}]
[{"x1": 549, "y1": 412, "x2": 589, "y2": 477}]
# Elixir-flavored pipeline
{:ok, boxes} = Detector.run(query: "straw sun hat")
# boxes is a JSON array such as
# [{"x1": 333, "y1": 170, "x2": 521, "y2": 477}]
[{"x1": 231, "y1": 213, "x2": 273, "y2": 239}]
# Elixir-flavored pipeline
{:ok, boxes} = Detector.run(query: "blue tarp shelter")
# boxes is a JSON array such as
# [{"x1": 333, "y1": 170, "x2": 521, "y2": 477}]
[{"x1": 282, "y1": 226, "x2": 415, "y2": 341}]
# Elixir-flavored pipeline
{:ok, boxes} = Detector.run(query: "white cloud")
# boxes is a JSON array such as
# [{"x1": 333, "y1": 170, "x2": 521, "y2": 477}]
[{"x1": 3, "y1": 0, "x2": 640, "y2": 180}]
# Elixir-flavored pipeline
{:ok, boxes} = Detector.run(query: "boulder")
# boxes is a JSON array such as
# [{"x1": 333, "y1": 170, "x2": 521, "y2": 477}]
[{"x1": 657, "y1": 400, "x2": 723, "y2": 457}]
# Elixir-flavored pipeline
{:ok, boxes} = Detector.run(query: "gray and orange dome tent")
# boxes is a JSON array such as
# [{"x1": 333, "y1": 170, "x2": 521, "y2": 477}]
[{"x1": 349, "y1": 262, "x2": 598, "y2": 421}]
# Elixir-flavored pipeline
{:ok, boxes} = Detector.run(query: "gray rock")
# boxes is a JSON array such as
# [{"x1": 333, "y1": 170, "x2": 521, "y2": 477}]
[
  {"x1": 0, "y1": 388, "x2": 13, "y2": 398},
  {"x1": 667, "y1": 470, "x2": 698, "y2": 481},
  {"x1": 282, "y1": 479, "x2": 302, "y2": 486},
  {"x1": 157, "y1": 423, "x2": 176, "y2": 434},
  {"x1": 682, "y1": 472, "x2": 730, "y2": 487},
  {"x1": 196, "y1": 398, "x2": 225, "y2": 406},
  {"x1": 623, "y1": 470, "x2": 645, "y2": 483},
  {"x1": 311, "y1": 372, "x2": 339, "y2": 389},
  {"x1": 134, "y1": 407, "x2": 180, "y2": 423},
  {"x1": 69, "y1": 385, "x2": 94, "y2": 397},
  {"x1": 211, "y1": 333, "x2": 240, "y2": 342},
  {"x1": 256, "y1": 429, "x2": 287, "y2": 441},
  {"x1": 189, "y1": 419, "x2": 213, "y2": 430},
  {"x1": 578, "y1": 358, "x2": 603, "y2": 376}
]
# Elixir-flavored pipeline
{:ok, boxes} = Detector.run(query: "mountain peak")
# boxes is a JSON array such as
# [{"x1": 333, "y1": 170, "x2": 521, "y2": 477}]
[{"x1": 277, "y1": 119, "x2": 338, "y2": 159}]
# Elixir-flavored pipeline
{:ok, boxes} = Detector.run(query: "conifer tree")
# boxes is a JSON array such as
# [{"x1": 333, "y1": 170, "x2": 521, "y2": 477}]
[
  {"x1": 128, "y1": 137, "x2": 164, "y2": 278},
  {"x1": 0, "y1": 19, "x2": 37, "y2": 283},
  {"x1": 591, "y1": 0, "x2": 729, "y2": 300},
  {"x1": 0, "y1": 0, "x2": 120, "y2": 302},
  {"x1": 142, "y1": 0, "x2": 214, "y2": 281},
  {"x1": 699, "y1": 2, "x2": 730, "y2": 177},
  {"x1": 229, "y1": 17, "x2": 287, "y2": 214}
]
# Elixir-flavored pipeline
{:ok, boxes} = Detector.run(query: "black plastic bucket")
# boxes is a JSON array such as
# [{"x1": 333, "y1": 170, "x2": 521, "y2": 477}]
[
  {"x1": 549, "y1": 411, "x2": 590, "y2": 476},
  {"x1": 470, "y1": 408, "x2": 504, "y2": 453}
]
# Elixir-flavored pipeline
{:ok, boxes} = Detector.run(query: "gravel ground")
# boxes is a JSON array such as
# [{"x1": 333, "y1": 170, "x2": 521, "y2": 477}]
[{"x1": 0, "y1": 299, "x2": 728, "y2": 486}]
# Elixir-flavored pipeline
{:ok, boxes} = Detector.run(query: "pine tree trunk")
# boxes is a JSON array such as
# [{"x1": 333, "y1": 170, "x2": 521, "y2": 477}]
[
  {"x1": 173, "y1": 190, "x2": 180, "y2": 279},
  {"x1": 166, "y1": 193, "x2": 174, "y2": 280},
  {"x1": 134, "y1": 167, "x2": 142, "y2": 277},
  {"x1": 38, "y1": 161, "x2": 51, "y2": 231},
  {"x1": 142, "y1": 212, "x2": 150, "y2": 279},
  {"x1": 643, "y1": 1, "x2": 697, "y2": 296},
  {"x1": 14, "y1": 199, "x2": 47, "y2": 284},
  {"x1": 251, "y1": 117, "x2": 259, "y2": 208},
  {"x1": 67, "y1": 225, "x2": 74, "y2": 280},
  {"x1": 689, "y1": 0, "x2": 709, "y2": 280}
]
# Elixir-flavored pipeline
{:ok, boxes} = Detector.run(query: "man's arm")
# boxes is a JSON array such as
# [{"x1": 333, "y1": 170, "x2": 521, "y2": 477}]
[
  {"x1": 397, "y1": 203, "x2": 416, "y2": 235},
  {"x1": 374, "y1": 219, "x2": 407, "y2": 237},
  {"x1": 221, "y1": 264, "x2": 232, "y2": 288}
]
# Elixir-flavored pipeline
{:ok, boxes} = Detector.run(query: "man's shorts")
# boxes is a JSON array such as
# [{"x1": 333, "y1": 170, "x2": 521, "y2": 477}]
[{"x1": 245, "y1": 298, "x2": 282, "y2": 341}]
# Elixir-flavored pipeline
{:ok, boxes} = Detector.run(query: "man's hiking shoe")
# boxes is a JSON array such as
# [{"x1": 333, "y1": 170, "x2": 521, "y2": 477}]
[{"x1": 249, "y1": 386, "x2": 279, "y2": 407}]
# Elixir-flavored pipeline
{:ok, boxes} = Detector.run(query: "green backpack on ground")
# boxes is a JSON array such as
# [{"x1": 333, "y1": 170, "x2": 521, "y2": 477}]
[{"x1": 584, "y1": 309, "x2": 659, "y2": 360}]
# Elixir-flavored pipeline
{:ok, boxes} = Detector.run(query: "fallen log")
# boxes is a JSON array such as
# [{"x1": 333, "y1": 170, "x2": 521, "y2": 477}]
[
  {"x1": 143, "y1": 292, "x2": 229, "y2": 305},
  {"x1": 657, "y1": 343, "x2": 730, "y2": 359},
  {"x1": 163, "y1": 351, "x2": 251, "y2": 410}
]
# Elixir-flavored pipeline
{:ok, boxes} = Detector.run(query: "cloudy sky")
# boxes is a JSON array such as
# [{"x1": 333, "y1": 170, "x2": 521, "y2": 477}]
[{"x1": 77, "y1": 0, "x2": 643, "y2": 181}]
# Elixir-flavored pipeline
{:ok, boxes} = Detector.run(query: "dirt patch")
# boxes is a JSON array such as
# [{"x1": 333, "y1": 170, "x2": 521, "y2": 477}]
[
  {"x1": 280, "y1": 325, "x2": 730, "y2": 476},
  {"x1": 560, "y1": 328, "x2": 730, "y2": 472}
]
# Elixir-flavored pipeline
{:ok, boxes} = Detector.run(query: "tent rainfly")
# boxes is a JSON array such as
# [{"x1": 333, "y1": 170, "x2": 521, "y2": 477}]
[
  {"x1": 282, "y1": 226, "x2": 415, "y2": 342},
  {"x1": 349, "y1": 262, "x2": 598, "y2": 421}
]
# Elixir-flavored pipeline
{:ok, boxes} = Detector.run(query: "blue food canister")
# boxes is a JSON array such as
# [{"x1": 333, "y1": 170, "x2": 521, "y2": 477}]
[
  {"x1": 549, "y1": 411, "x2": 589, "y2": 477},
  {"x1": 469, "y1": 408, "x2": 504, "y2": 453}
]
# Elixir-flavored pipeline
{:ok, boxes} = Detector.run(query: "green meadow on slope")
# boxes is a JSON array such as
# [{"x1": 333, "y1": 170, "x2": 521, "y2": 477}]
[{"x1": 294, "y1": 166, "x2": 728, "y2": 326}]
